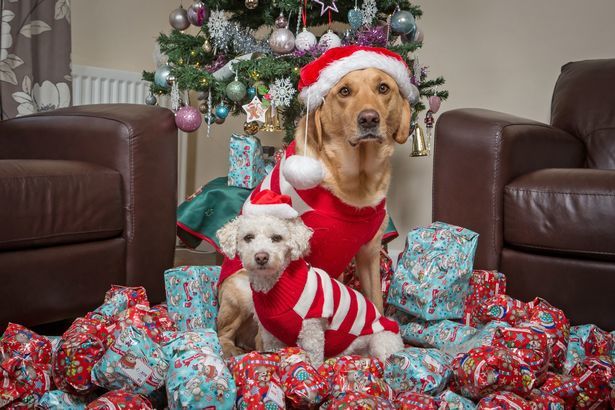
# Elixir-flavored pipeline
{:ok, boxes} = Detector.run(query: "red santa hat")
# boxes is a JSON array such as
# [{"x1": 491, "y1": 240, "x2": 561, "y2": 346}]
[
  {"x1": 298, "y1": 45, "x2": 414, "y2": 111},
  {"x1": 243, "y1": 189, "x2": 298, "y2": 219}
]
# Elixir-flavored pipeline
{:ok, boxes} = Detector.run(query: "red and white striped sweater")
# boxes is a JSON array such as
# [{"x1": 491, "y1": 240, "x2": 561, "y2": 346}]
[{"x1": 252, "y1": 259, "x2": 399, "y2": 357}]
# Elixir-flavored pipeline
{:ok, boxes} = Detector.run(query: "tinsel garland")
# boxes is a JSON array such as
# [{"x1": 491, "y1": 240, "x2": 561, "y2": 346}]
[{"x1": 143, "y1": 2, "x2": 447, "y2": 141}]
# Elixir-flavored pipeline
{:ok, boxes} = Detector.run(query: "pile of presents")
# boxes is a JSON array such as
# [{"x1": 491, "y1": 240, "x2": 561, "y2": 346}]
[{"x1": 1, "y1": 222, "x2": 614, "y2": 409}]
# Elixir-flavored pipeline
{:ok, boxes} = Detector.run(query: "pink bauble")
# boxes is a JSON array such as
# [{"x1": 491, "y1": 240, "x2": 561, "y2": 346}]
[
  {"x1": 175, "y1": 106, "x2": 202, "y2": 132},
  {"x1": 428, "y1": 95, "x2": 441, "y2": 114}
]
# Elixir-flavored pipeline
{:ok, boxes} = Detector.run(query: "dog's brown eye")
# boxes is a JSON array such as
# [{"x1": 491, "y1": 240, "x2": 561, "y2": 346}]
[
  {"x1": 378, "y1": 83, "x2": 390, "y2": 94},
  {"x1": 243, "y1": 234, "x2": 254, "y2": 243},
  {"x1": 271, "y1": 235, "x2": 283, "y2": 243},
  {"x1": 339, "y1": 86, "x2": 350, "y2": 97}
]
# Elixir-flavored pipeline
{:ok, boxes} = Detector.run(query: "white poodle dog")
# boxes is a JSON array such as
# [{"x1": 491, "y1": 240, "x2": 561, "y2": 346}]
[{"x1": 217, "y1": 212, "x2": 403, "y2": 367}]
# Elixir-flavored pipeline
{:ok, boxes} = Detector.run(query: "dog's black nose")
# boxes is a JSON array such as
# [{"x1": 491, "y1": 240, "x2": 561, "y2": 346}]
[
  {"x1": 358, "y1": 109, "x2": 380, "y2": 127},
  {"x1": 255, "y1": 252, "x2": 269, "y2": 266}
]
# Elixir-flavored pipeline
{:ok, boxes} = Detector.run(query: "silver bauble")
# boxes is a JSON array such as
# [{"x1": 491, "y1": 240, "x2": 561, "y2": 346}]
[
  {"x1": 145, "y1": 94, "x2": 157, "y2": 106},
  {"x1": 169, "y1": 6, "x2": 190, "y2": 31},
  {"x1": 269, "y1": 28, "x2": 295, "y2": 54},
  {"x1": 197, "y1": 91, "x2": 208, "y2": 101},
  {"x1": 318, "y1": 30, "x2": 342, "y2": 50},
  {"x1": 245, "y1": 0, "x2": 258, "y2": 9},
  {"x1": 226, "y1": 80, "x2": 247, "y2": 102},
  {"x1": 390, "y1": 10, "x2": 416, "y2": 34},
  {"x1": 187, "y1": 0, "x2": 209, "y2": 26},
  {"x1": 275, "y1": 13, "x2": 288, "y2": 28},
  {"x1": 166, "y1": 75, "x2": 176, "y2": 86},
  {"x1": 295, "y1": 28, "x2": 317, "y2": 51},
  {"x1": 154, "y1": 65, "x2": 172, "y2": 89}
]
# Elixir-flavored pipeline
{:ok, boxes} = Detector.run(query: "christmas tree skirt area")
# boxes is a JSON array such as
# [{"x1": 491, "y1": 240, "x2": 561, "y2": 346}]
[{"x1": 3, "y1": 222, "x2": 615, "y2": 409}]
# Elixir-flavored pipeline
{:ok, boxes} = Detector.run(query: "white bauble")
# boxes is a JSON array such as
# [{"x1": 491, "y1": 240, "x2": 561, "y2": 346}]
[
  {"x1": 269, "y1": 28, "x2": 295, "y2": 54},
  {"x1": 295, "y1": 28, "x2": 317, "y2": 51},
  {"x1": 318, "y1": 30, "x2": 342, "y2": 50}
]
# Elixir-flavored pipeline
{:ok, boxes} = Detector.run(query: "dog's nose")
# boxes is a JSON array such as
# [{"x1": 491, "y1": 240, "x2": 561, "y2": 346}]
[
  {"x1": 254, "y1": 252, "x2": 269, "y2": 266},
  {"x1": 358, "y1": 109, "x2": 380, "y2": 127}
]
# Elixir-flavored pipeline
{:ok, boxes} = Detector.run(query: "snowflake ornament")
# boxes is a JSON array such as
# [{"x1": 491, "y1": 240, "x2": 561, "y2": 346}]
[
  {"x1": 268, "y1": 77, "x2": 296, "y2": 108},
  {"x1": 361, "y1": 0, "x2": 378, "y2": 26},
  {"x1": 208, "y1": 10, "x2": 229, "y2": 44}
]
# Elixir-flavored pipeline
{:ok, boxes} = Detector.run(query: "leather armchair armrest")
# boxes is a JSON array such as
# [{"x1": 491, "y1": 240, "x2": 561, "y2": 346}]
[
  {"x1": 0, "y1": 104, "x2": 178, "y2": 301},
  {"x1": 432, "y1": 108, "x2": 585, "y2": 269}
]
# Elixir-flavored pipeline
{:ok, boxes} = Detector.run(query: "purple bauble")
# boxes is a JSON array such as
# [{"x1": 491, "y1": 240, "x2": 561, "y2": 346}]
[
  {"x1": 187, "y1": 0, "x2": 209, "y2": 26},
  {"x1": 175, "y1": 106, "x2": 202, "y2": 132}
]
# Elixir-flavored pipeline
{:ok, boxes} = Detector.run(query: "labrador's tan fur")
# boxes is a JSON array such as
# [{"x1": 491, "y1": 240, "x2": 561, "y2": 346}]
[{"x1": 217, "y1": 68, "x2": 411, "y2": 357}]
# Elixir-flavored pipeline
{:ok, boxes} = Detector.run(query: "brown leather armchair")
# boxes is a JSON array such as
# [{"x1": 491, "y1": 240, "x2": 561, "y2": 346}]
[
  {"x1": 433, "y1": 59, "x2": 615, "y2": 330},
  {"x1": 0, "y1": 104, "x2": 178, "y2": 330}
]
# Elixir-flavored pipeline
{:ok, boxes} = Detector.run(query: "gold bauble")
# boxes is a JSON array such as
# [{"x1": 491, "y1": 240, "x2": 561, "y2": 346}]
[
  {"x1": 178, "y1": 57, "x2": 184, "y2": 65},
  {"x1": 190, "y1": 50, "x2": 198, "y2": 57},
  {"x1": 203, "y1": 39, "x2": 212, "y2": 53},
  {"x1": 245, "y1": 0, "x2": 258, "y2": 9},
  {"x1": 249, "y1": 70, "x2": 260, "y2": 81},
  {"x1": 200, "y1": 77, "x2": 209, "y2": 86},
  {"x1": 244, "y1": 121, "x2": 260, "y2": 135},
  {"x1": 199, "y1": 103, "x2": 208, "y2": 114}
]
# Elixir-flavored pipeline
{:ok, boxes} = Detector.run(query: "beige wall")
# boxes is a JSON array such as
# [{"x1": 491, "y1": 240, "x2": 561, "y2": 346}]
[{"x1": 72, "y1": 0, "x2": 615, "y2": 252}]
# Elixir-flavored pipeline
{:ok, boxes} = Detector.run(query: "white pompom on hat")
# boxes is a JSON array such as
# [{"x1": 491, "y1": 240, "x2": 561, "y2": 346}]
[{"x1": 283, "y1": 46, "x2": 412, "y2": 190}]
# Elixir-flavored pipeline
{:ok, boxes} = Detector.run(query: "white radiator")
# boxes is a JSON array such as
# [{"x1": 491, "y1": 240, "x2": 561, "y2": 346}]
[{"x1": 71, "y1": 64, "x2": 187, "y2": 202}]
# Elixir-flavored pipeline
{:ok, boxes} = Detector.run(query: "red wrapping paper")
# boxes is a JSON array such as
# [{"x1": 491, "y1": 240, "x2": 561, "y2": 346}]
[
  {"x1": 464, "y1": 270, "x2": 506, "y2": 327},
  {"x1": 395, "y1": 391, "x2": 446, "y2": 410},
  {"x1": 474, "y1": 295, "x2": 530, "y2": 327},
  {"x1": 476, "y1": 391, "x2": 533, "y2": 409},
  {"x1": 0, "y1": 323, "x2": 53, "y2": 372},
  {"x1": 320, "y1": 391, "x2": 395, "y2": 409},
  {"x1": 228, "y1": 351, "x2": 284, "y2": 410},
  {"x1": 108, "y1": 304, "x2": 177, "y2": 344},
  {"x1": 86, "y1": 390, "x2": 154, "y2": 409},
  {"x1": 317, "y1": 355, "x2": 391, "y2": 400},
  {"x1": 451, "y1": 346, "x2": 535, "y2": 400},
  {"x1": 0, "y1": 356, "x2": 51, "y2": 408},
  {"x1": 278, "y1": 347, "x2": 328, "y2": 408},
  {"x1": 585, "y1": 326, "x2": 613, "y2": 357},
  {"x1": 568, "y1": 356, "x2": 614, "y2": 408},
  {"x1": 528, "y1": 389, "x2": 567, "y2": 408},
  {"x1": 526, "y1": 298, "x2": 570, "y2": 372}
]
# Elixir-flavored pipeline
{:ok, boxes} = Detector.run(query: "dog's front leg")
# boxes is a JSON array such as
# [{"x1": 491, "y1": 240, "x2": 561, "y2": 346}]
[
  {"x1": 356, "y1": 217, "x2": 387, "y2": 313},
  {"x1": 258, "y1": 322, "x2": 286, "y2": 352},
  {"x1": 297, "y1": 318, "x2": 326, "y2": 368}
]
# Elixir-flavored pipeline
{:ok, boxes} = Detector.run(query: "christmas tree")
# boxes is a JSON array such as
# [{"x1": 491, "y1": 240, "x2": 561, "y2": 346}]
[{"x1": 143, "y1": 0, "x2": 447, "y2": 142}]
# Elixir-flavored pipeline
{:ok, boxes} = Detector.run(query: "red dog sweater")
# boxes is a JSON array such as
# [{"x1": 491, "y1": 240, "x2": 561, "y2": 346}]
[
  {"x1": 252, "y1": 259, "x2": 399, "y2": 358},
  {"x1": 220, "y1": 141, "x2": 387, "y2": 284}
]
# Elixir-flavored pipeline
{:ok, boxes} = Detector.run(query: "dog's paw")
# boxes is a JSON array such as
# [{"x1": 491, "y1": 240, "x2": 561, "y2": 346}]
[{"x1": 221, "y1": 343, "x2": 247, "y2": 359}]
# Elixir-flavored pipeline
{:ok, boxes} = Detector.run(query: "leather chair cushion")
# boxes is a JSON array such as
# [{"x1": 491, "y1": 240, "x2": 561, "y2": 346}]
[
  {"x1": 504, "y1": 168, "x2": 615, "y2": 261},
  {"x1": 0, "y1": 159, "x2": 123, "y2": 250}
]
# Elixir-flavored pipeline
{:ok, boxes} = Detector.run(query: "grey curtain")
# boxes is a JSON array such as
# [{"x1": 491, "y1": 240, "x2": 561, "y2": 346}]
[{"x1": 0, "y1": 0, "x2": 71, "y2": 119}]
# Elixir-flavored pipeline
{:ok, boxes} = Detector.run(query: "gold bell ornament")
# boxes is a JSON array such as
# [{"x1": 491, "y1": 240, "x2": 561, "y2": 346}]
[
  {"x1": 410, "y1": 122, "x2": 429, "y2": 157},
  {"x1": 260, "y1": 103, "x2": 283, "y2": 132}
]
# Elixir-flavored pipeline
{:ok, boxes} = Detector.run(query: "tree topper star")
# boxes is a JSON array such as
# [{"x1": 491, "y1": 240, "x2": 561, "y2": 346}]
[
  {"x1": 312, "y1": 0, "x2": 338, "y2": 16},
  {"x1": 242, "y1": 96, "x2": 266, "y2": 124}
]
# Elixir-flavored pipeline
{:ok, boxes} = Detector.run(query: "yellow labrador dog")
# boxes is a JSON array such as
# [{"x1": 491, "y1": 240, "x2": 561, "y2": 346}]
[{"x1": 216, "y1": 48, "x2": 412, "y2": 358}]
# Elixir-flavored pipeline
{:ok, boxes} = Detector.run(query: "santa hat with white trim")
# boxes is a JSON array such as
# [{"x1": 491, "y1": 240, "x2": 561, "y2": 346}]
[
  {"x1": 283, "y1": 46, "x2": 415, "y2": 190},
  {"x1": 243, "y1": 189, "x2": 298, "y2": 219}
]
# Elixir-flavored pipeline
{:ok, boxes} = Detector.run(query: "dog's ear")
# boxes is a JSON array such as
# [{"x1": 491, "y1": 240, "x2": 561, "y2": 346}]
[
  {"x1": 287, "y1": 218, "x2": 313, "y2": 260},
  {"x1": 216, "y1": 217, "x2": 241, "y2": 258},
  {"x1": 393, "y1": 100, "x2": 411, "y2": 144},
  {"x1": 311, "y1": 107, "x2": 324, "y2": 150}
]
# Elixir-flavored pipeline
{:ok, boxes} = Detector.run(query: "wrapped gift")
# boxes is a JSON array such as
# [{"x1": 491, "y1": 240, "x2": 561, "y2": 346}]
[
  {"x1": 474, "y1": 294, "x2": 530, "y2": 327},
  {"x1": 539, "y1": 372, "x2": 582, "y2": 407},
  {"x1": 451, "y1": 346, "x2": 535, "y2": 400},
  {"x1": 161, "y1": 329, "x2": 223, "y2": 358},
  {"x1": 463, "y1": 270, "x2": 506, "y2": 327},
  {"x1": 387, "y1": 222, "x2": 479, "y2": 320},
  {"x1": 321, "y1": 391, "x2": 395, "y2": 409},
  {"x1": 278, "y1": 347, "x2": 328, "y2": 408},
  {"x1": 384, "y1": 348, "x2": 452, "y2": 396},
  {"x1": 88, "y1": 286, "x2": 149, "y2": 321},
  {"x1": 164, "y1": 265, "x2": 220, "y2": 331},
  {"x1": 438, "y1": 321, "x2": 508, "y2": 358},
  {"x1": 526, "y1": 297, "x2": 570, "y2": 372},
  {"x1": 400, "y1": 319, "x2": 477, "y2": 351},
  {"x1": 318, "y1": 355, "x2": 391, "y2": 399},
  {"x1": 228, "y1": 134, "x2": 267, "y2": 189},
  {"x1": 568, "y1": 356, "x2": 614, "y2": 408},
  {"x1": 52, "y1": 317, "x2": 111, "y2": 394},
  {"x1": 91, "y1": 327, "x2": 168, "y2": 395},
  {"x1": 38, "y1": 390, "x2": 92, "y2": 409},
  {"x1": 0, "y1": 355, "x2": 51, "y2": 408},
  {"x1": 86, "y1": 390, "x2": 154, "y2": 410},
  {"x1": 166, "y1": 347, "x2": 236, "y2": 410},
  {"x1": 564, "y1": 324, "x2": 613, "y2": 373},
  {"x1": 438, "y1": 389, "x2": 476, "y2": 409},
  {"x1": 109, "y1": 304, "x2": 176, "y2": 344},
  {"x1": 395, "y1": 392, "x2": 445, "y2": 410},
  {"x1": 0, "y1": 323, "x2": 53, "y2": 371},
  {"x1": 228, "y1": 351, "x2": 284, "y2": 410},
  {"x1": 476, "y1": 392, "x2": 533, "y2": 410},
  {"x1": 527, "y1": 389, "x2": 566, "y2": 409},
  {"x1": 341, "y1": 248, "x2": 395, "y2": 311}
]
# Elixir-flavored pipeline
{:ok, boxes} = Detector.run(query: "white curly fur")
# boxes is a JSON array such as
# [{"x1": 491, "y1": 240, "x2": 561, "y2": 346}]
[{"x1": 218, "y1": 214, "x2": 403, "y2": 365}]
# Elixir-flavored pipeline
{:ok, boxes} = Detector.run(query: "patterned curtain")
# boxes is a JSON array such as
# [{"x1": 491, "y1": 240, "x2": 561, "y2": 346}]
[{"x1": 0, "y1": 0, "x2": 71, "y2": 119}]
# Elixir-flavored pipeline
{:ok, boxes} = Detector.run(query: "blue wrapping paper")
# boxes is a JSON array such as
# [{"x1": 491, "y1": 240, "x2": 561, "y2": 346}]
[
  {"x1": 91, "y1": 326, "x2": 169, "y2": 395},
  {"x1": 161, "y1": 329, "x2": 223, "y2": 360},
  {"x1": 439, "y1": 389, "x2": 477, "y2": 409},
  {"x1": 387, "y1": 222, "x2": 479, "y2": 320},
  {"x1": 228, "y1": 134, "x2": 267, "y2": 189},
  {"x1": 384, "y1": 347, "x2": 452, "y2": 396},
  {"x1": 165, "y1": 266, "x2": 220, "y2": 331},
  {"x1": 400, "y1": 319, "x2": 478, "y2": 350},
  {"x1": 37, "y1": 390, "x2": 91, "y2": 409}
]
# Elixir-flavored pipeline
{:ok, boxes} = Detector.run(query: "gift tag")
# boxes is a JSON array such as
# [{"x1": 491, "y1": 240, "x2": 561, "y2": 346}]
[
  {"x1": 266, "y1": 382, "x2": 285, "y2": 408},
  {"x1": 121, "y1": 357, "x2": 153, "y2": 386}
]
